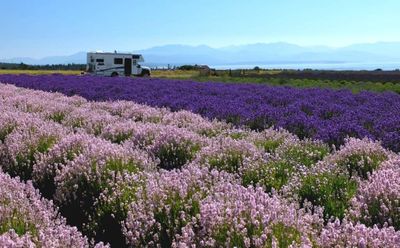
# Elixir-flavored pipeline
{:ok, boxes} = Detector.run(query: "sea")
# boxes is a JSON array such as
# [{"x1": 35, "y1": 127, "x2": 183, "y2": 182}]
[{"x1": 210, "y1": 62, "x2": 400, "y2": 71}]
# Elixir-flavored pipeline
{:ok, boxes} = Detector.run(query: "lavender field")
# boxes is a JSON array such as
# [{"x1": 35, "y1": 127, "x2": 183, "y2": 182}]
[
  {"x1": 0, "y1": 82, "x2": 400, "y2": 247},
  {"x1": 0, "y1": 74, "x2": 399, "y2": 153}
]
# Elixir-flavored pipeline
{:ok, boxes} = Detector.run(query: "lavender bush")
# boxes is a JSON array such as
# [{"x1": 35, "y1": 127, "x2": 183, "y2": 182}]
[
  {"x1": 1, "y1": 83, "x2": 400, "y2": 247},
  {"x1": 1, "y1": 74, "x2": 400, "y2": 151},
  {"x1": 349, "y1": 157, "x2": 400, "y2": 230},
  {"x1": 0, "y1": 170, "x2": 97, "y2": 247}
]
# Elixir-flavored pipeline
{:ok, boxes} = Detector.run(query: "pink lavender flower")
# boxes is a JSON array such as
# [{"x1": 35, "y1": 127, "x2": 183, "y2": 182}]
[
  {"x1": 323, "y1": 137, "x2": 390, "y2": 179},
  {"x1": 185, "y1": 183, "x2": 324, "y2": 248},
  {"x1": 86, "y1": 172, "x2": 149, "y2": 246},
  {"x1": 318, "y1": 219, "x2": 400, "y2": 247},
  {"x1": 1, "y1": 118, "x2": 69, "y2": 181},
  {"x1": 192, "y1": 136, "x2": 263, "y2": 174},
  {"x1": 92, "y1": 100, "x2": 167, "y2": 123},
  {"x1": 54, "y1": 137, "x2": 155, "y2": 210},
  {"x1": 33, "y1": 133, "x2": 102, "y2": 198},
  {"x1": 123, "y1": 165, "x2": 235, "y2": 247},
  {"x1": 244, "y1": 127, "x2": 297, "y2": 154},
  {"x1": 124, "y1": 124, "x2": 207, "y2": 170},
  {"x1": 161, "y1": 110, "x2": 230, "y2": 137},
  {"x1": 348, "y1": 157, "x2": 400, "y2": 230},
  {"x1": 61, "y1": 106, "x2": 119, "y2": 136},
  {"x1": 0, "y1": 171, "x2": 92, "y2": 247}
]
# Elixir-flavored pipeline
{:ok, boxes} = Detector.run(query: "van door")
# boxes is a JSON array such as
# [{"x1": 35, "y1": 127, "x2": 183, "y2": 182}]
[{"x1": 124, "y1": 58, "x2": 132, "y2": 76}]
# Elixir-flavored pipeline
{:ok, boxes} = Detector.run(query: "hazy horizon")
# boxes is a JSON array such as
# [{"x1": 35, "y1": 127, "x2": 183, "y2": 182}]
[{"x1": 4, "y1": 41, "x2": 400, "y2": 60}]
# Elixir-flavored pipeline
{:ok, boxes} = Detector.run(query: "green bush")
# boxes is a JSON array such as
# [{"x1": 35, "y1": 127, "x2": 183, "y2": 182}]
[{"x1": 297, "y1": 172, "x2": 357, "y2": 221}]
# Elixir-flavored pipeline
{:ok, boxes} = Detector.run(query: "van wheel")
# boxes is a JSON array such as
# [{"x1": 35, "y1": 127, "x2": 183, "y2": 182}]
[
  {"x1": 111, "y1": 72, "x2": 118, "y2": 77},
  {"x1": 141, "y1": 70, "x2": 150, "y2": 77}
]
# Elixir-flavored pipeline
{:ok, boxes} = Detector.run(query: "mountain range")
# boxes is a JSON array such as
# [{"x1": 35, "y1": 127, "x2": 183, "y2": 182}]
[{"x1": 2, "y1": 42, "x2": 400, "y2": 67}]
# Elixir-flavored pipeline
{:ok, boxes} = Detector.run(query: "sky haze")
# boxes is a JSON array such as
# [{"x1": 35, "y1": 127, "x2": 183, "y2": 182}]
[{"x1": 1, "y1": 0, "x2": 400, "y2": 58}]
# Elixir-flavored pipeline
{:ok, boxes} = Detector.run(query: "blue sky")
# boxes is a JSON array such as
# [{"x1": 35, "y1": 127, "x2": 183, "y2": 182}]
[{"x1": 1, "y1": 0, "x2": 400, "y2": 58}]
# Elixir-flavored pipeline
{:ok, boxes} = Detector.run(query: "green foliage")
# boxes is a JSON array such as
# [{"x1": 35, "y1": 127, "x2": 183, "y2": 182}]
[
  {"x1": 0, "y1": 209, "x2": 38, "y2": 237},
  {"x1": 103, "y1": 158, "x2": 139, "y2": 175},
  {"x1": 140, "y1": 187, "x2": 202, "y2": 248},
  {"x1": 297, "y1": 172, "x2": 358, "y2": 221},
  {"x1": 35, "y1": 143, "x2": 85, "y2": 199},
  {"x1": 267, "y1": 222, "x2": 302, "y2": 248},
  {"x1": 12, "y1": 135, "x2": 57, "y2": 181},
  {"x1": 107, "y1": 131, "x2": 133, "y2": 144},
  {"x1": 213, "y1": 224, "x2": 246, "y2": 247},
  {"x1": 246, "y1": 116, "x2": 276, "y2": 131},
  {"x1": 212, "y1": 221, "x2": 301, "y2": 248},
  {"x1": 337, "y1": 153, "x2": 387, "y2": 180},
  {"x1": 87, "y1": 177, "x2": 144, "y2": 247},
  {"x1": 242, "y1": 141, "x2": 329, "y2": 192},
  {"x1": 283, "y1": 141, "x2": 330, "y2": 167},
  {"x1": 48, "y1": 111, "x2": 66, "y2": 123},
  {"x1": 254, "y1": 138, "x2": 283, "y2": 154},
  {"x1": 228, "y1": 132, "x2": 249, "y2": 140},
  {"x1": 208, "y1": 151, "x2": 245, "y2": 174},
  {"x1": 70, "y1": 117, "x2": 85, "y2": 129},
  {"x1": 359, "y1": 198, "x2": 400, "y2": 231},
  {"x1": 177, "y1": 65, "x2": 198, "y2": 70},
  {"x1": 0, "y1": 124, "x2": 16, "y2": 143},
  {"x1": 225, "y1": 114, "x2": 241, "y2": 125},
  {"x1": 0, "y1": 62, "x2": 85, "y2": 71},
  {"x1": 156, "y1": 142, "x2": 201, "y2": 170},
  {"x1": 242, "y1": 160, "x2": 295, "y2": 192},
  {"x1": 155, "y1": 195, "x2": 200, "y2": 247},
  {"x1": 61, "y1": 157, "x2": 143, "y2": 231}
]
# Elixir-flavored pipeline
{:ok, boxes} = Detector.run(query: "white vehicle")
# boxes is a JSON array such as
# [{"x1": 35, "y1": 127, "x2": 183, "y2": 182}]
[{"x1": 86, "y1": 52, "x2": 151, "y2": 77}]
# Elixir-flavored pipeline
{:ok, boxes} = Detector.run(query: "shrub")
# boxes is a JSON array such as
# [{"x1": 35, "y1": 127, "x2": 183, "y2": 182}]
[
  {"x1": 54, "y1": 139, "x2": 154, "y2": 229},
  {"x1": 194, "y1": 137, "x2": 262, "y2": 174},
  {"x1": 242, "y1": 159, "x2": 296, "y2": 193},
  {"x1": 0, "y1": 171, "x2": 93, "y2": 247},
  {"x1": 348, "y1": 158, "x2": 400, "y2": 230},
  {"x1": 275, "y1": 139, "x2": 330, "y2": 168},
  {"x1": 123, "y1": 166, "x2": 234, "y2": 247},
  {"x1": 318, "y1": 219, "x2": 400, "y2": 247},
  {"x1": 87, "y1": 172, "x2": 147, "y2": 247},
  {"x1": 101, "y1": 120, "x2": 139, "y2": 144},
  {"x1": 245, "y1": 127, "x2": 296, "y2": 154},
  {"x1": 293, "y1": 169, "x2": 358, "y2": 221},
  {"x1": 134, "y1": 125, "x2": 205, "y2": 170},
  {"x1": 161, "y1": 110, "x2": 229, "y2": 137},
  {"x1": 184, "y1": 183, "x2": 323, "y2": 247},
  {"x1": 242, "y1": 137, "x2": 329, "y2": 192},
  {"x1": 1, "y1": 120, "x2": 68, "y2": 181},
  {"x1": 324, "y1": 137, "x2": 389, "y2": 180},
  {"x1": 33, "y1": 133, "x2": 99, "y2": 198},
  {"x1": 62, "y1": 107, "x2": 118, "y2": 136}
]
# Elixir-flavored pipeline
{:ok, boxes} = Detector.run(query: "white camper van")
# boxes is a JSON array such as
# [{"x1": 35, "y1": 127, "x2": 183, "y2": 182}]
[{"x1": 86, "y1": 52, "x2": 151, "y2": 77}]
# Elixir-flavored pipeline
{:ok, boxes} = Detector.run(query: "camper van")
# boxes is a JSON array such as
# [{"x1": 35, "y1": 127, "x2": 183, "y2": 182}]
[{"x1": 86, "y1": 52, "x2": 151, "y2": 77}]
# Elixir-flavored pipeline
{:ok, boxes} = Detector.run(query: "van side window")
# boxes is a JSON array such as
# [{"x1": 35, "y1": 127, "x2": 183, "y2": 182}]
[
  {"x1": 114, "y1": 58, "x2": 123, "y2": 64},
  {"x1": 96, "y1": 59, "x2": 104, "y2": 63}
]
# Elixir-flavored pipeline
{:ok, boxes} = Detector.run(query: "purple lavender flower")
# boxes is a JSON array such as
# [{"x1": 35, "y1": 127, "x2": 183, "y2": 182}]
[{"x1": 1, "y1": 74, "x2": 399, "y2": 151}]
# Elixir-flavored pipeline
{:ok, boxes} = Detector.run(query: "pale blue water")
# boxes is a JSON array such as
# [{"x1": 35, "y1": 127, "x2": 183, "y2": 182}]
[{"x1": 211, "y1": 62, "x2": 400, "y2": 71}]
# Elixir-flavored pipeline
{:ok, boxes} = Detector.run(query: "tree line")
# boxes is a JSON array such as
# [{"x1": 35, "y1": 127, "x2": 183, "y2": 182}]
[{"x1": 0, "y1": 62, "x2": 86, "y2": 71}]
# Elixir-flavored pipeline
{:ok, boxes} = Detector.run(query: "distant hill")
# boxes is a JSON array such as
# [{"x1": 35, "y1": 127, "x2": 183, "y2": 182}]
[
  {"x1": 1, "y1": 52, "x2": 87, "y2": 65},
  {"x1": 1, "y1": 42, "x2": 400, "y2": 66}
]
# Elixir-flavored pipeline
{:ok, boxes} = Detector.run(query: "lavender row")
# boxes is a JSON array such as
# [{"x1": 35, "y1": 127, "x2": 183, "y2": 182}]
[
  {"x1": 0, "y1": 169, "x2": 108, "y2": 247},
  {"x1": 0, "y1": 74, "x2": 399, "y2": 152},
  {"x1": 1, "y1": 84, "x2": 400, "y2": 247}
]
